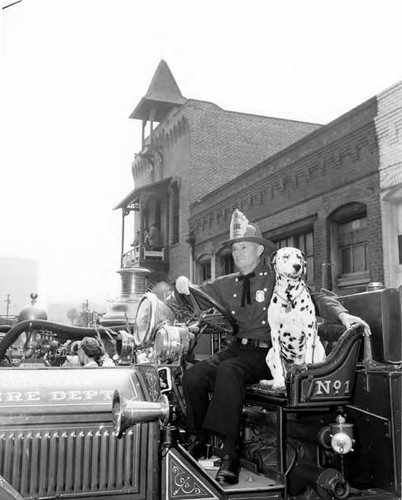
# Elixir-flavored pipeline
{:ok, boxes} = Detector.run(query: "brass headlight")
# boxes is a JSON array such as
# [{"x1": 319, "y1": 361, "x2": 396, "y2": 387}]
[
  {"x1": 116, "y1": 330, "x2": 135, "y2": 362},
  {"x1": 154, "y1": 325, "x2": 192, "y2": 364},
  {"x1": 134, "y1": 293, "x2": 175, "y2": 349}
]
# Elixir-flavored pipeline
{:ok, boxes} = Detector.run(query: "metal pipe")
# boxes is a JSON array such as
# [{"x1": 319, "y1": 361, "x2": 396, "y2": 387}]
[{"x1": 0, "y1": 319, "x2": 124, "y2": 360}]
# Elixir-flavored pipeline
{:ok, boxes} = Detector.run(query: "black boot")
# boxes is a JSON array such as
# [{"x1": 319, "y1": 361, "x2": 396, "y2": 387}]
[{"x1": 215, "y1": 455, "x2": 240, "y2": 485}]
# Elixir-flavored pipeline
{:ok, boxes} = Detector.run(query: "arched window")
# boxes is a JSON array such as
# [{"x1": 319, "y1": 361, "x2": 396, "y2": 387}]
[
  {"x1": 217, "y1": 249, "x2": 234, "y2": 277},
  {"x1": 329, "y1": 202, "x2": 369, "y2": 290},
  {"x1": 339, "y1": 218, "x2": 368, "y2": 274},
  {"x1": 197, "y1": 255, "x2": 212, "y2": 283},
  {"x1": 222, "y1": 254, "x2": 235, "y2": 275}
]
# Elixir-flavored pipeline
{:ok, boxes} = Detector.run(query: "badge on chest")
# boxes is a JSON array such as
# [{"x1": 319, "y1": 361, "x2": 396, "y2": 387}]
[{"x1": 256, "y1": 290, "x2": 265, "y2": 303}]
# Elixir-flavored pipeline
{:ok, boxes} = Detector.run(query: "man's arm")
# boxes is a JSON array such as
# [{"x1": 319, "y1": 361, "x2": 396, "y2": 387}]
[
  {"x1": 174, "y1": 276, "x2": 224, "y2": 310},
  {"x1": 337, "y1": 311, "x2": 371, "y2": 337},
  {"x1": 312, "y1": 290, "x2": 371, "y2": 336}
]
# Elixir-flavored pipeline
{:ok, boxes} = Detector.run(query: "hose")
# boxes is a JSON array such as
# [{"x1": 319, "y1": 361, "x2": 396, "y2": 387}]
[{"x1": 0, "y1": 319, "x2": 129, "y2": 360}]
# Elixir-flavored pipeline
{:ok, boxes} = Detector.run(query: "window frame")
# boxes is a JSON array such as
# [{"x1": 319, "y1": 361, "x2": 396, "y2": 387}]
[
  {"x1": 198, "y1": 258, "x2": 212, "y2": 284},
  {"x1": 329, "y1": 203, "x2": 369, "y2": 290},
  {"x1": 219, "y1": 252, "x2": 235, "y2": 276},
  {"x1": 171, "y1": 182, "x2": 180, "y2": 245}
]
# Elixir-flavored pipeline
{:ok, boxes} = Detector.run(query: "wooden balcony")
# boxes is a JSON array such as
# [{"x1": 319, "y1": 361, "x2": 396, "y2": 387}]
[{"x1": 122, "y1": 244, "x2": 169, "y2": 272}]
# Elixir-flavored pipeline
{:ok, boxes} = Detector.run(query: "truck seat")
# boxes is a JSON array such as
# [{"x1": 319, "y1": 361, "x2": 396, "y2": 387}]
[{"x1": 245, "y1": 323, "x2": 365, "y2": 473}]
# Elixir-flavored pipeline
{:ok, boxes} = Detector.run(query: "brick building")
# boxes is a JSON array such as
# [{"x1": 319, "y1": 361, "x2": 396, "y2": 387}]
[
  {"x1": 115, "y1": 60, "x2": 402, "y2": 301},
  {"x1": 376, "y1": 83, "x2": 402, "y2": 289},
  {"x1": 190, "y1": 82, "x2": 402, "y2": 294},
  {"x1": 115, "y1": 60, "x2": 320, "y2": 291}
]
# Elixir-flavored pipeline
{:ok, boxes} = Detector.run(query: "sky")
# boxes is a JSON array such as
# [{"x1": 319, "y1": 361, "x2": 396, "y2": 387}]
[{"x1": 1, "y1": 0, "x2": 401, "y2": 312}]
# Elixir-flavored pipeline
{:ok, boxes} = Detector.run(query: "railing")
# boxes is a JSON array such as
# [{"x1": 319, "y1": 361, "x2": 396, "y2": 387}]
[{"x1": 122, "y1": 245, "x2": 167, "y2": 268}]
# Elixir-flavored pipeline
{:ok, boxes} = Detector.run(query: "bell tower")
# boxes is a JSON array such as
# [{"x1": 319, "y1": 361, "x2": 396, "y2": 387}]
[
  {"x1": 102, "y1": 61, "x2": 186, "y2": 327},
  {"x1": 130, "y1": 59, "x2": 186, "y2": 150}
]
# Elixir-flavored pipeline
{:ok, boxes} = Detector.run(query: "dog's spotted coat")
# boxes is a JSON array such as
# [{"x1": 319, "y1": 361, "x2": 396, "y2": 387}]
[{"x1": 261, "y1": 247, "x2": 325, "y2": 390}]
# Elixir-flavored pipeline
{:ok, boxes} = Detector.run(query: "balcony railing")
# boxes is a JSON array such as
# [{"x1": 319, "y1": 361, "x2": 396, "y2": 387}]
[{"x1": 122, "y1": 244, "x2": 168, "y2": 269}]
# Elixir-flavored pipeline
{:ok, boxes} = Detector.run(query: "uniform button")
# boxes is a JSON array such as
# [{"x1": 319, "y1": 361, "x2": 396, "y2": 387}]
[
  {"x1": 263, "y1": 307, "x2": 266, "y2": 311},
  {"x1": 232, "y1": 311, "x2": 236, "y2": 315},
  {"x1": 264, "y1": 272, "x2": 268, "y2": 275},
  {"x1": 259, "y1": 272, "x2": 263, "y2": 276},
  {"x1": 264, "y1": 288, "x2": 267, "y2": 292},
  {"x1": 235, "y1": 278, "x2": 238, "y2": 282},
  {"x1": 233, "y1": 293, "x2": 237, "y2": 297},
  {"x1": 262, "y1": 320, "x2": 266, "y2": 325}
]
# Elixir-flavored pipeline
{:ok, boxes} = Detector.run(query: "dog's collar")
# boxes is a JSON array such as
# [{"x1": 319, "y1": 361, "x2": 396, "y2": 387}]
[{"x1": 274, "y1": 285, "x2": 306, "y2": 313}]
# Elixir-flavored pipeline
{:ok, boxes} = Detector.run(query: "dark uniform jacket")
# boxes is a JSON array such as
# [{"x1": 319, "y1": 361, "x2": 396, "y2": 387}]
[{"x1": 189, "y1": 262, "x2": 347, "y2": 343}]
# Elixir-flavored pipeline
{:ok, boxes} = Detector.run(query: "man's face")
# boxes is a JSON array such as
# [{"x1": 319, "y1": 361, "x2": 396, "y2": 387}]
[{"x1": 232, "y1": 242, "x2": 263, "y2": 273}]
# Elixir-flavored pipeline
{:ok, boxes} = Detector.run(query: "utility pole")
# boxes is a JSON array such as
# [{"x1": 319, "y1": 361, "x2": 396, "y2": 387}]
[
  {"x1": 4, "y1": 294, "x2": 11, "y2": 316},
  {"x1": 81, "y1": 299, "x2": 90, "y2": 327}
]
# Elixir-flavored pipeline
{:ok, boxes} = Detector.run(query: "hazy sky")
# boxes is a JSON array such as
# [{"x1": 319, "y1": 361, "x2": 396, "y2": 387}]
[{"x1": 1, "y1": 0, "x2": 401, "y2": 309}]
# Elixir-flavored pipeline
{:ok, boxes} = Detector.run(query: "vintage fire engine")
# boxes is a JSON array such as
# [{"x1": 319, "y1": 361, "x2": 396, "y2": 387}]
[{"x1": 0, "y1": 285, "x2": 400, "y2": 500}]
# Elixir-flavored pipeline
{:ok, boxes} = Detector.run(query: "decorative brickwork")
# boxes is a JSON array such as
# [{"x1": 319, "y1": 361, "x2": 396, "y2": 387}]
[{"x1": 189, "y1": 94, "x2": 388, "y2": 294}]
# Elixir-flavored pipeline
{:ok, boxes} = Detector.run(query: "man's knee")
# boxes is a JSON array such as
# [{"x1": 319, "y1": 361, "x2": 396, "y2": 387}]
[
  {"x1": 216, "y1": 360, "x2": 243, "y2": 384},
  {"x1": 182, "y1": 361, "x2": 208, "y2": 390}
]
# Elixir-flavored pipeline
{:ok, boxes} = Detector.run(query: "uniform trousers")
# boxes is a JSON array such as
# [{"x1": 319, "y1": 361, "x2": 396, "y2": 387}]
[{"x1": 182, "y1": 341, "x2": 272, "y2": 442}]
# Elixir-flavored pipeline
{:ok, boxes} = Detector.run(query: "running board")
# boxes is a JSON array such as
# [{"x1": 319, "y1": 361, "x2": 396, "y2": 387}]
[{"x1": 162, "y1": 444, "x2": 286, "y2": 500}]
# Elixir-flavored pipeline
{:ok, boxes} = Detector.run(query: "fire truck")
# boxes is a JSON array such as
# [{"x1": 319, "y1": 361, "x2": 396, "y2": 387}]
[{"x1": 0, "y1": 285, "x2": 400, "y2": 500}]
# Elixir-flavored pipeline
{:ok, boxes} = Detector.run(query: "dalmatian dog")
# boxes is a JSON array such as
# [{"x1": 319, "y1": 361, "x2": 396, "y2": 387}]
[{"x1": 262, "y1": 247, "x2": 326, "y2": 390}]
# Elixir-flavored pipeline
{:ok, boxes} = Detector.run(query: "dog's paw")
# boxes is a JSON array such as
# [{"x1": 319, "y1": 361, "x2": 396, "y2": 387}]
[
  {"x1": 259, "y1": 379, "x2": 273, "y2": 387},
  {"x1": 272, "y1": 376, "x2": 286, "y2": 390}
]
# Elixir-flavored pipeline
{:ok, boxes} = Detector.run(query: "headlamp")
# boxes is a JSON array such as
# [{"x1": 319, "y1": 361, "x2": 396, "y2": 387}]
[
  {"x1": 134, "y1": 293, "x2": 175, "y2": 349},
  {"x1": 154, "y1": 325, "x2": 192, "y2": 364}
]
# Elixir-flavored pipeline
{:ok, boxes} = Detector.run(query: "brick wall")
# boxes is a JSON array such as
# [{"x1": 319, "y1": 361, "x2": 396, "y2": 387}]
[
  {"x1": 376, "y1": 81, "x2": 402, "y2": 287},
  {"x1": 127, "y1": 81, "x2": 400, "y2": 292},
  {"x1": 130, "y1": 99, "x2": 321, "y2": 282},
  {"x1": 190, "y1": 95, "x2": 384, "y2": 293}
]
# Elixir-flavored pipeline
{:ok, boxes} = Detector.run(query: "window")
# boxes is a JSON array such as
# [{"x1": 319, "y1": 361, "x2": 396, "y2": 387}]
[
  {"x1": 172, "y1": 183, "x2": 180, "y2": 245},
  {"x1": 398, "y1": 204, "x2": 402, "y2": 265},
  {"x1": 341, "y1": 243, "x2": 368, "y2": 273},
  {"x1": 275, "y1": 230, "x2": 314, "y2": 280},
  {"x1": 277, "y1": 237, "x2": 291, "y2": 248},
  {"x1": 399, "y1": 235, "x2": 402, "y2": 265},
  {"x1": 338, "y1": 216, "x2": 368, "y2": 275},
  {"x1": 329, "y1": 202, "x2": 369, "y2": 289},
  {"x1": 199, "y1": 260, "x2": 211, "y2": 282},
  {"x1": 221, "y1": 253, "x2": 234, "y2": 275}
]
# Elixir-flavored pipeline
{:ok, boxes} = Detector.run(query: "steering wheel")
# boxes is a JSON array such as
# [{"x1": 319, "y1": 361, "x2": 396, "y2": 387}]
[{"x1": 186, "y1": 285, "x2": 238, "y2": 336}]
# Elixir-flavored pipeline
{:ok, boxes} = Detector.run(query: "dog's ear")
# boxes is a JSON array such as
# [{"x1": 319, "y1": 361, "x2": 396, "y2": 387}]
[{"x1": 271, "y1": 251, "x2": 278, "y2": 266}]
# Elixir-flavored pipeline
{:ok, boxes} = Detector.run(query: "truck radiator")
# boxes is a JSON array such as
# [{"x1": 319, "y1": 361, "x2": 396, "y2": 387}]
[{"x1": 0, "y1": 423, "x2": 144, "y2": 498}]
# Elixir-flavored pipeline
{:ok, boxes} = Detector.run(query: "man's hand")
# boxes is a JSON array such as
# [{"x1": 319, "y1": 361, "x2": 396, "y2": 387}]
[
  {"x1": 338, "y1": 312, "x2": 372, "y2": 337},
  {"x1": 175, "y1": 276, "x2": 191, "y2": 295}
]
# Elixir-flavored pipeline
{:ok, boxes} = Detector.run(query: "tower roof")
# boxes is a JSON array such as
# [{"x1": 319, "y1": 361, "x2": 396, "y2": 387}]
[{"x1": 130, "y1": 60, "x2": 186, "y2": 121}]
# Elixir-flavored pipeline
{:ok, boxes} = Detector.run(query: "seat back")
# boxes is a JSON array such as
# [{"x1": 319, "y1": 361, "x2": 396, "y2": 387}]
[
  {"x1": 246, "y1": 324, "x2": 364, "y2": 410},
  {"x1": 286, "y1": 324, "x2": 364, "y2": 408}
]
